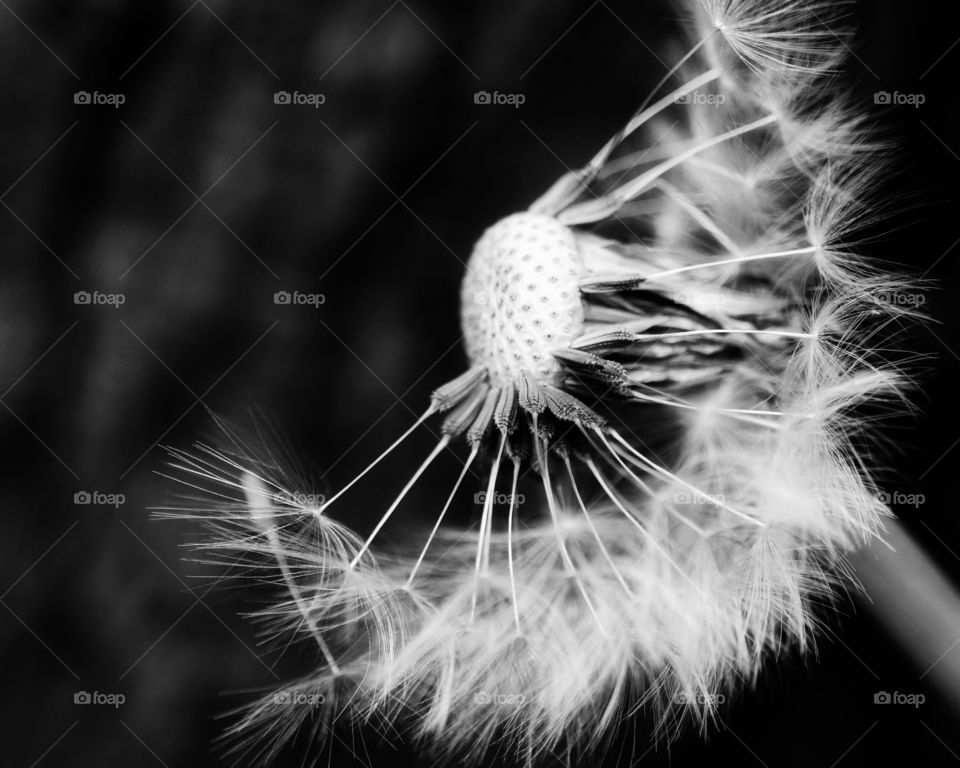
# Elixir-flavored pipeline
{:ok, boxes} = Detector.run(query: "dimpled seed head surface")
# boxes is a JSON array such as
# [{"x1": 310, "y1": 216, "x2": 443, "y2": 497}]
[{"x1": 461, "y1": 212, "x2": 585, "y2": 385}]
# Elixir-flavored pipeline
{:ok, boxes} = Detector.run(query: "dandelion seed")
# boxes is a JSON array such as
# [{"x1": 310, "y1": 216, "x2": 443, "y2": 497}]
[{"x1": 164, "y1": 1, "x2": 916, "y2": 763}]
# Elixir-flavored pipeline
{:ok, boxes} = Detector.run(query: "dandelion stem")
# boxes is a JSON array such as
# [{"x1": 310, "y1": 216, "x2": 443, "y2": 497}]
[{"x1": 852, "y1": 520, "x2": 960, "y2": 717}]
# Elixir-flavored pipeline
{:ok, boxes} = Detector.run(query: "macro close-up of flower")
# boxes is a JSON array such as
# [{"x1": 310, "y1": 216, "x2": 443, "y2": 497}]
[{"x1": 2, "y1": 1, "x2": 960, "y2": 767}]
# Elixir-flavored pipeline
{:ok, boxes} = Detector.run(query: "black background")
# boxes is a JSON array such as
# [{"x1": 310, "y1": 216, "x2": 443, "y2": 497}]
[{"x1": 1, "y1": 1, "x2": 959, "y2": 766}]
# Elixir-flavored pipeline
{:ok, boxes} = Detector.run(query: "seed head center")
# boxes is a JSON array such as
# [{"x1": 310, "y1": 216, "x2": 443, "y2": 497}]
[{"x1": 461, "y1": 212, "x2": 585, "y2": 385}]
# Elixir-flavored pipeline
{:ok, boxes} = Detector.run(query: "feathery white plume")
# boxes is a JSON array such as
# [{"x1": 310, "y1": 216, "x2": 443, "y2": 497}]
[{"x1": 162, "y1": 1, "x2": 916, "y2": 763}]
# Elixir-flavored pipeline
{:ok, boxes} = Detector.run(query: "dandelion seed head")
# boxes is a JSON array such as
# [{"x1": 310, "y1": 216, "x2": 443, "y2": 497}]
[{"x1": 461, "y1": 212, "x2": 585, "y2": 385}]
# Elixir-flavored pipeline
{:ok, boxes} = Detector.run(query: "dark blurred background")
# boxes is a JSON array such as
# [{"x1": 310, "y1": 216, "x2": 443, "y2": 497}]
[{"x1": 1, "y1": 0, "x2": 958, "y2": 765}]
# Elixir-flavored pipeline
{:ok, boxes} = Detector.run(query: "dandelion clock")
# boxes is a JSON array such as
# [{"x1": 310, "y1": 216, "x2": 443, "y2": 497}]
[{"x1": 163, "y1": 0, "x2": 919, "y2": 764}]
